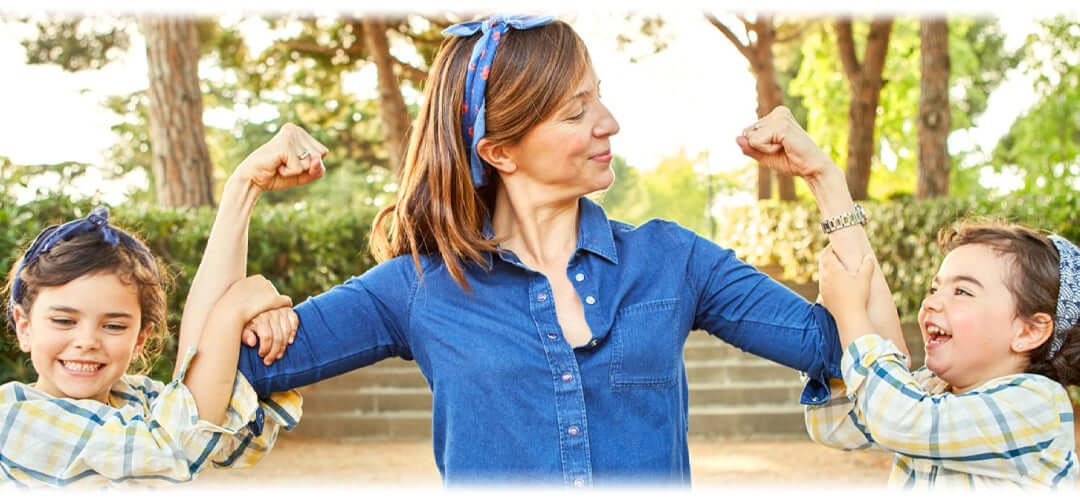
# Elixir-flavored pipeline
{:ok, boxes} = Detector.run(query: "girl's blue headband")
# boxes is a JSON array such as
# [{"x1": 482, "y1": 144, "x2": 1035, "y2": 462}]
[
  {"x1": 442, "y1": 14, "x2": 555, "y2": 189},
  {"x1": 1049, "y1": 235, "x2": 1080, "y2": 359},
  {"x1": 7, "y1": 207, "x2": 158, "y2": 329}
]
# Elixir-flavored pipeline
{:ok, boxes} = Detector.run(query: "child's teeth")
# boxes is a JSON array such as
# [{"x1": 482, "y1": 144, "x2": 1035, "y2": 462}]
[{"x1": 63, "y1": 361, "x2": 101, "y2": 372}]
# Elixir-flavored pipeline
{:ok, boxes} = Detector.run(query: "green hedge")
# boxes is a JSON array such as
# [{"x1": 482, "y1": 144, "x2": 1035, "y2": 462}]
[
  {"x1": 1, "y1": 195, "x2": 377, "y2": 383},
  {"x1": 715, "y1": 192, "x2": 1080, "y2": 323}
]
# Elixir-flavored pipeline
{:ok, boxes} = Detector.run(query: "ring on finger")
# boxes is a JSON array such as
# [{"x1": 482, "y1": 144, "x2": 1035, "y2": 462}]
[
  {"x1": 751, "y1": 123, "x2": 762, "y2": 131},
  {"x1": 298, "y1": 150, "x2": 310, "y2": 160}
]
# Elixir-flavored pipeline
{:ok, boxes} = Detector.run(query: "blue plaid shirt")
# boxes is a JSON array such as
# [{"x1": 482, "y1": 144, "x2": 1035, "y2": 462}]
[{"x1": 238, "y1": 197, "x2": 841, "y2": 486}]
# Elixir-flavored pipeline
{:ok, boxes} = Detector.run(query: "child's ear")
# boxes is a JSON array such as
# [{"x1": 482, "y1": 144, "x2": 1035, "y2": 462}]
[
  {"x1": 133, "y1": 322, "x2": 153, "y2": 356},
  {"x1": 12, "y1": 305, "x2": 31, "y2": 352},
  {"x1": 1012, "y1": 312, "x2": 1054, "y2": 354},
  {"x1": 475, "y1": 138, "x2": 517, "y2": 175}
]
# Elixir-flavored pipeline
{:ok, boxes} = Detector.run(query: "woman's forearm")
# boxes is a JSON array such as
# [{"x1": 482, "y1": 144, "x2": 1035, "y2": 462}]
[
  {"x1": 174, "y1": 174, "x2": 261, "y2": 380},
  {"x1": 805, "y1": 164, "x2": 909, "y2": 362}
]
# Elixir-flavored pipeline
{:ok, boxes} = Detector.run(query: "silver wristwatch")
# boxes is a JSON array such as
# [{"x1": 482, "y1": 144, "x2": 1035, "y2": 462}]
[{"x1": 820, "y1": 203, "x2": 867, "y2": 234}]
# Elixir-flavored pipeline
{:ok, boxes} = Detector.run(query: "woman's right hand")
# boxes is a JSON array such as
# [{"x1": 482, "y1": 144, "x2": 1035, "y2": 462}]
[
  {"x1": 233, "y1": 123, "x2": 329, "y2": 192},
  {"x1": 735, "y1": 106, "x2": 835, "y2": 182}
]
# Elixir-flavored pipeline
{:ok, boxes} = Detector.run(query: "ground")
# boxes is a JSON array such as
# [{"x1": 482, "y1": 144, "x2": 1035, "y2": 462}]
[{"x1": 187, "y1": 435, "x2": 897, "y2": 487}]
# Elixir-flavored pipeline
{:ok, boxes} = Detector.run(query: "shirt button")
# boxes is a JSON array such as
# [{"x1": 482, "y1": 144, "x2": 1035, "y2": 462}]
[
  {"x1": 589, "y1": 339, "x2": 599, "y2": 347},
  {"x1": 575, "y1": 273, "x2": 585, "y2": 282},
  {"x1": 547, "y1": 332, "x2": 558, "y2": 339},
  {"x1": 573, "y1": 478, "x2": 585, "y2": 488},
  {"x1": 537, "y1": 292, "x2": 547, "y2": 302},
  {"x1": 585, "y1": 296, "x2": 596, "y2": 305},
  {"x1": 561, "y1": 372, "x2": 573, "y2": 382},
  {"x1": 568, "y1": 425, "x2": 580, "y2": 437}
]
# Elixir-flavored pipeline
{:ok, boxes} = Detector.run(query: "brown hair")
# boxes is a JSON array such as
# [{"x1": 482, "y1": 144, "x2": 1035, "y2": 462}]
[
  {"x1": 369, "y1": 20, "x2": 592, "y2": 290},
  {"x1": 4, "y1": 229, "x2": 169, "y2": 375},
  {"x1": 937, "y1": 218, "x2": 1080, "y2": 386}
]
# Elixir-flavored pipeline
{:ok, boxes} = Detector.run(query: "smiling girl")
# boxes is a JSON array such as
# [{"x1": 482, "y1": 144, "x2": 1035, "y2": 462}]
[{"x1": 0, "y1": 206, "x2": 301, "y2": 487}]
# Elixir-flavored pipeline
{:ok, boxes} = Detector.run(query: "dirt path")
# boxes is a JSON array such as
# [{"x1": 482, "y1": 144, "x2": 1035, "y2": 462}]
[{"x1": 187, "y1": 435, "x2": 896, "y2": 487}]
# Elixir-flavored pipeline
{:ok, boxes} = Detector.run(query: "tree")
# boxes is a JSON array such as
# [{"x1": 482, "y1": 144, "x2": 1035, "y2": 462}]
[
  {"x1": 140, "y1": 17, "x2": 215, "y2": 207},
  {"x1": 704, "y1": 13, "x2": 805, "y2": 201},
  {"x1": 916, "y1": 17, "x2": 951, "y2": 199},
  {"x1": 19, "y1": 15, "x2": 215, "y2": 207},
  {"x1": 834, "y1": 17, "x2": 894, "y2": 201},
  {"x1": 992, "y1": 15, "x2": 1080, "y2": 196},
  {"x1": 271, "y1": 15, "x2": 447, "y2": 178}
]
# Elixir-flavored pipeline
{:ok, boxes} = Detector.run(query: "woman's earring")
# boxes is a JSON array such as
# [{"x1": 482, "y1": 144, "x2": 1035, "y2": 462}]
[{"x1": 1014, "y1": 343, "x2": 1024, "y2": 350}]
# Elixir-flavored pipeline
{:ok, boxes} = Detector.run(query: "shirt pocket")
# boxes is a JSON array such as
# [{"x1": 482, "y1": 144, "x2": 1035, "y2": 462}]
[{"x1": 609, "y1": 298, "x2": 681, "y2": 390}]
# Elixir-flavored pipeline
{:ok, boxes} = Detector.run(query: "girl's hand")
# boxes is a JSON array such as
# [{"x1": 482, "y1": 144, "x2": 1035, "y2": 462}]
[
  {"x1": 818, "y1": 245, "x2": 876, "y2": 338},
  {"x1": 242, "y1": 307, "x2": 299, "y2": 366},
  {"x1": 234, "y1": 123, "x2": 329, "y2": 192},
  {"x1": 735, "y1": 106, "x2": 833, "y2": 182},
  {"x1": 224, "y1": 275, "x2": 293, "y2": 325}
]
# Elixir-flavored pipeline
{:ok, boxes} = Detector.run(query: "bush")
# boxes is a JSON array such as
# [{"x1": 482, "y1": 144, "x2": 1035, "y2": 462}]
[
  {"x1": 714, "y1": 192, "x2": 1079, "y2": 322},
  {"x1": 1, "y1": 195, "x2": 377, "y2": 383}
]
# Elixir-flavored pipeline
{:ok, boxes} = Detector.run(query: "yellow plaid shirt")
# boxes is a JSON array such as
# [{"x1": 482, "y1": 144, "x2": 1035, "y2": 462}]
[
  {"x1": 805, "y1": 334, "x2": 1076, "y2": 490},
  {"x1": 0, "y1": 348, "x2": 302, "y2": 487}
]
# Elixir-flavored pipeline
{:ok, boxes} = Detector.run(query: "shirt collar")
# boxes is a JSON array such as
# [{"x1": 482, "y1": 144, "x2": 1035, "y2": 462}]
[{"x1": 575, "y1": 197, "x2": 619, "y2": 265}]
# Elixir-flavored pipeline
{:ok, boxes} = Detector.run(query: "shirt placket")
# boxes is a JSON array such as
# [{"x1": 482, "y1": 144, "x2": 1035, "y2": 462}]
[{"x1": 526, "y1": 273, "x2": 593, "y2": 487}]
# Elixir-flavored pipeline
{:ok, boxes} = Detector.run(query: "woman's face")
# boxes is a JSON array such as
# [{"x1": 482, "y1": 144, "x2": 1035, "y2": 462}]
[{"x1": 501, "y1": 69, "x2": 620, "y2": 200}]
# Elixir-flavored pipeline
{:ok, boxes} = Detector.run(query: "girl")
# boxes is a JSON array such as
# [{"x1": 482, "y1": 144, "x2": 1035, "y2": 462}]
[
  {"x1": 228, "y1": 15, "x2": 907, "y2": 486},
  {"x1": 1, "y1": 181, "x2": 305, "y2": 484},
  {"x1": 738, "y1": 105, "x2": 1078, "y2": 488}
]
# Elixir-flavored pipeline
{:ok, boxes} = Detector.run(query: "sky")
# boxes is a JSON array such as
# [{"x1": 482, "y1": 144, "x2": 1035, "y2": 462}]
[{"x1": 0, "y1": 3, "x2": 1065, "y2": 204}]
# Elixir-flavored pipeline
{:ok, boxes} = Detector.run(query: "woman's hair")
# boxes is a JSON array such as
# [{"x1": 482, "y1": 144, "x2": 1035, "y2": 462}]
[
  {"x1": 369, "y1": 20, "x2": 592, "y2": 290},
  {"x1": 4, "y1": 229, "x2": 169, "y2": 375},
  {"x1": 937, "y1": 218, "x2": 1080, "y2": 386}
]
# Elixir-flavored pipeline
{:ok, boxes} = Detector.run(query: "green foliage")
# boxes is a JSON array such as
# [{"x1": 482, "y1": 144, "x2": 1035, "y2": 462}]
[
  {"x1": 596, "y1": 152, "x2": 713, "y2": 234},
  {"x1": 0, "y1": 195, "x2": 377, "y2": 384},
  {"x1": 991, "y1": 15, "x2": 1080, "y2": 196},
  {"x1": 713, "y1": 193, "x2": 1080, "y2": 322},
  {"x1": 790, "y1": 17, "x2": 1017, "y2": 200}
]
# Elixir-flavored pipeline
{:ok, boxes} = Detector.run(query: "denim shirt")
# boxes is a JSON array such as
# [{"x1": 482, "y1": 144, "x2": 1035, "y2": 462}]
[{"x1": 238, "y1": 197, "x2": 842, "y2": 486}]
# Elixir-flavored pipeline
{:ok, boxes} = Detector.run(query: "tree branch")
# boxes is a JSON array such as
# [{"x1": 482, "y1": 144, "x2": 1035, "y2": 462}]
[
  {"x1": 775, "y1": 20, "x2": 814, "y2": 44},
  {"x1": 704, "y1": 12, "x2": 753, "y2": 62},
  {"x1": 394, "y1": 57, "x2": 428, "y2": 82},
  {"x1": 834, "y1": 18, "x2": 860, "y2": 82},
  {"x1": 862, "y1": 17, "x2": 894, "y2": 79}
]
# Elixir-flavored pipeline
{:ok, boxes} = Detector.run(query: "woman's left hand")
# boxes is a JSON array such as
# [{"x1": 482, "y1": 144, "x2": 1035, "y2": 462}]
[{"x1": 735, "y1": 106, "x2": 833, "y2": 181}]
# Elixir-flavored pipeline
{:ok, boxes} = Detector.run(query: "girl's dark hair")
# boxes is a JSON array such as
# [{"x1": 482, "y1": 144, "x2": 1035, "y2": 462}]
[
  {"x1": 937, "y1": 218, "x2": 1080, "y2": 386},
  {"x1": 3, "y1": 229, "x2": 169, "y2": 375}
]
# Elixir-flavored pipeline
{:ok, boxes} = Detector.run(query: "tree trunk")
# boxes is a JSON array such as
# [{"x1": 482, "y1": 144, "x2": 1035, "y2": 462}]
[
  {"x1": 361, "y1": 18, "x2": 411, "y2": 177},
  {"x1": 835, "y1": 18, "x2": 893, "y2": 201},
  {"x1": 706, "y1": 14, "x2": 796, "y2": 200},
  {"x1": 917, "y1": 18, "x2": 951, "y2": 199},
  {"x1": 139, "y1": 17, "x2": 214, "y2": 208}
]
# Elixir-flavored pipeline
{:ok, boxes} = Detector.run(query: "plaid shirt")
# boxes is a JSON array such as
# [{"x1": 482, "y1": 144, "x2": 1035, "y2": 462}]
[
  {"x1": 0, "y1": 348, "x2": 302, "y2": 488},
  {"x1": 805, "y1": 334, "x2": 1076, "y2": 490}
]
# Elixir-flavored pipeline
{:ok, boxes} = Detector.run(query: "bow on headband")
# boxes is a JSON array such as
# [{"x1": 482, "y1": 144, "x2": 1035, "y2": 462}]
[
  {"x1": 7, "y1": 207, "x2": 158, "y2": 328},
  {"x1": 1049, "y1": 235, "x2": 1080, "y2": 359},
  {"x1": 442, "y1": 14, "x2": 555, "y2": 189}
]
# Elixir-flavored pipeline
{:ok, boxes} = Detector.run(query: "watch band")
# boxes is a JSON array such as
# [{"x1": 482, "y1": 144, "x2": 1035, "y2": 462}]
[{"x1": 820, "y1": 203, "x2": 867, "y2": 234}]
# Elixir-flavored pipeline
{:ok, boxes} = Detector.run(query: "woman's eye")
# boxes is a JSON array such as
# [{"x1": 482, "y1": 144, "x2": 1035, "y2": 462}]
[
  {"x1": 567, "y1": 110, "x2": 585, "y2": 121},
  {"x1": 104, "y1": 323, "x2": 129, "y2": 333},
  {"x1": 50, "y1": 317, "x2": 75, "y2": 327},
  {"x1": 954, "y1": 288, "x2": 972, "y2": 297}
]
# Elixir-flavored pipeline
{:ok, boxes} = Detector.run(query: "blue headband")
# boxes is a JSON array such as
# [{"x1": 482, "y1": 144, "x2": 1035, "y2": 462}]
[
  {"x1": 442, "y1": 14, "x2": 555, "y2": 189},
  {"x1": 7, "y1": 207, "x2": 158, "y2": 328},
  {"x1": 1049, "y1": 235, "x2": 1080, "y2": 359}
]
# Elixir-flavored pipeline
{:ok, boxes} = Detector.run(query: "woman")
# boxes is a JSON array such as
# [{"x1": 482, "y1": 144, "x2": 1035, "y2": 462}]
[{"x1": 220, "y1": 15, "x2": 907, "y2": 486}]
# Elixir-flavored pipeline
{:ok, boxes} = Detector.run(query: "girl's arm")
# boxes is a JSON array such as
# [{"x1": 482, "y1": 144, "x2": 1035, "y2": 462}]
[
  {"x1": 174, "y1": 123, "x2": 326, "y2": 422},
  {"x1": 736, "y1": 106, "x2": 907, "y2": 362}
]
